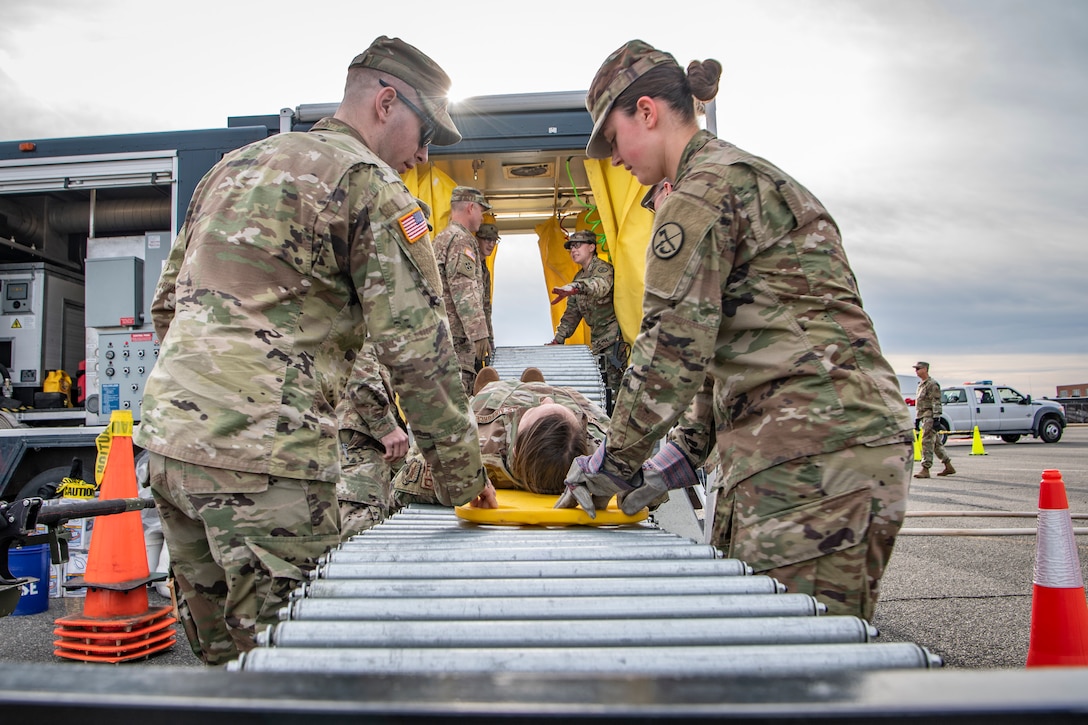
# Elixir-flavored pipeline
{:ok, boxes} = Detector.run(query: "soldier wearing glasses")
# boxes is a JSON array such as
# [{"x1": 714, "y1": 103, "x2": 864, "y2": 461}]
[
  {"x1": 548, "y1": 230, "x2": 628, "y2": 414},
  {"x1": 137, "y1": 36, "x2": 495, "y2": 665}
]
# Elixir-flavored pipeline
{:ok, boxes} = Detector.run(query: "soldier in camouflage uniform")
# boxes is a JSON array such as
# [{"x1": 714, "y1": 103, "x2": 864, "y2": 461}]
[
  {"x1": 476, "y1": 222, "x2": 500, "y2": 353},
  {"x1": 549, "y1": 230, "x2": 628, "y2": 414},
  {"x1": 434, "y1": 186, "x2": 493, "y2": 397},
  {"x1": 336, "y1": 343, "x2": 408, "y2": 539},
  {"x1": 558, "y1": 40, "x2": 912, "y2": 621},
  {"x1": 136, "y1": 36, "x2": 495, "y2": 665},
  {"x1": 395, "y1": 373, "x2": 609, "y2": 504},
  {"x1": 913, "y1": 361, "x2": 955, "y2": 478}
]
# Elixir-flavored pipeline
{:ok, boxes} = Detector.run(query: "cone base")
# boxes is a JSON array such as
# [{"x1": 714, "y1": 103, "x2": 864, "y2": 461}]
[{"x1": 1026, "y1": 585, "x2": 1088, "y2": 667}]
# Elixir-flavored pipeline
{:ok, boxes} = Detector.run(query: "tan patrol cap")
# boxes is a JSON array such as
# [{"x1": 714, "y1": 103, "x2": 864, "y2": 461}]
[
  {"x1": 585, "y1": 40, "x2": 677, "y2": 159},
  {"x1": 913, "y1": 361, "x2": 930, "y2": 370},
  {"x1": 450, "y1": 186, "x2": 492, "y2": 210},
  {"x1": 349, "y1": 36, "x2": 462, "y2": 146},
  {"x1": 476, "y1": 223, "x2": 500, "y2": 240},
  {"x1": 564, "y1": 230, "x2": 598, "y2": 249}
]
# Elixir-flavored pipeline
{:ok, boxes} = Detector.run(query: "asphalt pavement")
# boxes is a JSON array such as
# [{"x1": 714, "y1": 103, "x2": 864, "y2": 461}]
[{"x1": 2, "y1": 426, "x2": 1086, "y2": 672}]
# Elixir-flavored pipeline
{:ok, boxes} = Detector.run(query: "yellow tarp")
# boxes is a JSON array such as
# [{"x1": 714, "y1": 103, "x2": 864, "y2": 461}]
[
  {"x1": 583, "y1": 160, "x2": 653, "y2": 345},
  {"x1": 403, "y1": 161, "x2": 653, "y2": 348}
]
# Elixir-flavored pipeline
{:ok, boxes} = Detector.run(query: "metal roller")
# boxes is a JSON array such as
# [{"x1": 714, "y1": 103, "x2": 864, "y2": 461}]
[
  {"x1": 258, "y1": 615, "x2": 875, "y2": 648},
  {"x1": 280, "y1": 593, "x2": 825, "y2": 622},
  {"x1": 242, "y1": 503, "x2": 941, "y2": 678},
  {"x1": 323, "y1": 543, "x2": 721, "y2": 563},
  {"x1": 314, "y1": 558, "x2": 753, "y2": 580},
  {"x1": 294, "y1": 575, "x2": 785, "y2": 600},
  {"x1": 230, "y1": 642, "x2": 940, "y2": 675}
]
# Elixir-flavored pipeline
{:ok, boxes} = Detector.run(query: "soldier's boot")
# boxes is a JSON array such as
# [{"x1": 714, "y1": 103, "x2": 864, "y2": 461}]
[
  {"x1": 937, "y1": 461, "x2": 956, "y2": 477},
  {"x1": 914, "y1": 467, "x2": 931, "y2": 479},
  {"x1": 520, "y1": 367, "x2": 546, "y2": 384},
  {"x1": 473, "y1": 366, "x2": 500, "y2": 395}
]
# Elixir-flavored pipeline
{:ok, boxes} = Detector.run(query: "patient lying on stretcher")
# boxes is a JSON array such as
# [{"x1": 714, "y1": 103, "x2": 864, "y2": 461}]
[{"x1": 392, "y1": 367, "x2": 609, "y2": 507}]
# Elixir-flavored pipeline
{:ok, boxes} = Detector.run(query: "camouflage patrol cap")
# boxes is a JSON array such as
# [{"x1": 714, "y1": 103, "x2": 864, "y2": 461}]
[
  {"x1": 450, "y1": 186, "x2": 492, "y2": 210},
  {"x1": 585, "y1": 40, "x2": 678, "y2": 159},
  {"x1": 913, "y1": 361, "x2": 930, "y2": 370},
  {"x1": 564, "y1": 230, "x2": 598, "y2": 249},
  {"x1": 476, "y1": 223, "x2": 500, "y2": 240},
  {"x1": 349, "y1": 36, "x2": 462, "y2": 146}
]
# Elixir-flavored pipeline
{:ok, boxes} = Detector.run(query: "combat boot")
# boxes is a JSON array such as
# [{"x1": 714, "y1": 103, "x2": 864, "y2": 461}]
[
  {"x1": 473, "y1": 366, "x2": 500, "y2": 395},
  {"x1": 914, "y1": 467, "x2": 931, "y2": 479},
  {"x1": 520, "y1": 367, "x2": 546, "y2": 384},
  {"x1": 937, "y1": 461, "x2": 956, "y2": 477}
]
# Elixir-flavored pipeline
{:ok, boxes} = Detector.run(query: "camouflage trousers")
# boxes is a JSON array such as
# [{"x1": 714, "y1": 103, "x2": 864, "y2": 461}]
[
  {"x1": 452, "y1": 335, "x2": 478, "y2": 399},
  {"x1": 594, "y1": 339, "x2": 628, "y2": 415},
  {"x1": 918, "y1": 417, "x2": 950, "y2": 469},
  {"x1": 148, "y1": 453, "x2": 341, "y2": 666},
  {"x1": 337, "y1": 429, "x2": 396, "y2": 540},
  {"x1": 709, "y1": 441, "x2": 911, "y2": 621}
]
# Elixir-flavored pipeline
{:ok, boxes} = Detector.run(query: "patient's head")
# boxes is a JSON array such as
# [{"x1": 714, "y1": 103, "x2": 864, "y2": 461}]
[{"x1": 511, "y1": 400, "x2": 587, "y2": 494}]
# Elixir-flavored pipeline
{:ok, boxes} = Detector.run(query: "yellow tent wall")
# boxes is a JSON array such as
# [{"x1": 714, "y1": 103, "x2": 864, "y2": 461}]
[{"x1": 402, "y1": 160, "x2": 652, "y2": 349}]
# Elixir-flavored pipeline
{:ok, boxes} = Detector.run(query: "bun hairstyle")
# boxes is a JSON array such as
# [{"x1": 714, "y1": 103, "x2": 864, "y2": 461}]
[{"x1": 686, "y1": 59, "x2": 722, "y2": 103}]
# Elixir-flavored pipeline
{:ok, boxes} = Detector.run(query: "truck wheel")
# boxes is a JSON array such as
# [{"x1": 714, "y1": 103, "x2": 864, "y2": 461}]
[
  {"x1": 1039, "y1": 417, "x2": 1063, "y2": 444},
  {"x1": 1000, "y1": 434, "x2": 1021, "y2": 444},
  {"x1": 13, "y1": 465, "x2": 71, "y2": 501}
]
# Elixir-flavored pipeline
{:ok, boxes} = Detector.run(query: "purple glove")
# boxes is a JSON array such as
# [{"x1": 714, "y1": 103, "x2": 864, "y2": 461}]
[
  {"x1": 615, "y1": 442, "x2": 699, "y2": 515},
  {"x1": 553, "y1": 439, "x2": 633, "y2": 519}
]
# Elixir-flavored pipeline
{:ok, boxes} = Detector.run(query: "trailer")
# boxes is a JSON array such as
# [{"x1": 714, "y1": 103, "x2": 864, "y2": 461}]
[{"x1": 0, "y1": 91, "x2": 611, "y2": 500}]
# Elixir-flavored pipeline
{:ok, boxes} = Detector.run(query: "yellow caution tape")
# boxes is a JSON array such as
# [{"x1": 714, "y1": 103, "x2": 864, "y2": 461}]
[
  {"x1": 57, "y1": 476, "x2": 97, "y2": 499},
  {"x1": 95, "y1": 410, "x2": 134, "y2": 485}
]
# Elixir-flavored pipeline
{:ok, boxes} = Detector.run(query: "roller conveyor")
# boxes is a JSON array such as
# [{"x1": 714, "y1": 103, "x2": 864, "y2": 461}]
[
  {"x1": 232, "y1": 504, "x2": 943, "y2": 676},
  {"x1": 490, "y1": 344, "x2": 607, "y2": 407}
]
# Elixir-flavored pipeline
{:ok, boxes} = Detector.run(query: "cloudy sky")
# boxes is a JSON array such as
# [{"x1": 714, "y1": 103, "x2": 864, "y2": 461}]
[{"x1": 2, "y1": 0, "x2": 1084, "y2": 397}]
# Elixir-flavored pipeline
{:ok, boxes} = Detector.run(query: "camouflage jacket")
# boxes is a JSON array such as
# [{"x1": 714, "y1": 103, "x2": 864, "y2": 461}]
[
  {"x1": 135, "y1": 118, "x2": 486, "y2": 505},
  {"x1": 604, "y1": 130, "x2": 912, "y2": 485},
  {"x1": 554, "y1": 255, "x2": 622, "y2": 354},
  {"x1": 915, "y1": 378, "x2": 942, "y2": 419},
  {"x1": 473, "y1": 380, "x2": 609, "y2": 489},
  {"x1": 434, "y1": 221, "x2": 489, "y2": 352}
]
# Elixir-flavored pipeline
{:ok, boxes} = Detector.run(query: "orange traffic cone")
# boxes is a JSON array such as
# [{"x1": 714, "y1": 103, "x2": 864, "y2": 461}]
[
  {"x1": 53, "y1": 410, "x2": 176, "y2": 663},
  {"x1": 1026, "y1": 469, "x2": 1088, "y2": 666}
]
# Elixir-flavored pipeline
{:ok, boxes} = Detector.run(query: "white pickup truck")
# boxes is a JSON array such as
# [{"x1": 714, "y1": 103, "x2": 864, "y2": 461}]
[{"x1": 932, "y1": 380, "x2": 1066, "y2": 444}]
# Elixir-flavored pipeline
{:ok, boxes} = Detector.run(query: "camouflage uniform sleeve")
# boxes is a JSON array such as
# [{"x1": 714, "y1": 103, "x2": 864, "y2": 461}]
[
  {"x1": 665, "y1": 375, "x2": 717, "y2": 468},
  {"x1": 350, "y1": 175, "x2": 486, "y2": 506},
  {"x1": 447, "y1": 235, "x2": 490, "y2": 343},
  {"x1": 578, "y1": 258, "x2": 614, "y2": 300},
  {"x1": 337, "y1": 344, "x2": 400, "y2": 441},
  {"x1": 149, "y1": 224, "x2": 189, "y2": 342},
  {"x1": 603, "y1": 191, "x2": 722, "y2": 479},
  {"x1": 553, "y1": 277, "x2": 585, "y2": 342}
]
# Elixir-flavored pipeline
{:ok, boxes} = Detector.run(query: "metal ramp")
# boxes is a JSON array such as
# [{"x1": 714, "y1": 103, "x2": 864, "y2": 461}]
[
  {"x1": 490, "y1": 344, "x2": 606, "y2": 409},
  {"x1": 230, "y1": 505, "x2": 941, "y2": 676}
]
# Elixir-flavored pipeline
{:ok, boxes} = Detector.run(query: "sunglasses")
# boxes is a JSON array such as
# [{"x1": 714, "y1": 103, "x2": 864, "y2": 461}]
[
  {"x1": 379, "y1": 79, "x2": 436, "y2": 148},
  {"x1": 641, "y1": 180, "x2": 673, "y2": 213}
]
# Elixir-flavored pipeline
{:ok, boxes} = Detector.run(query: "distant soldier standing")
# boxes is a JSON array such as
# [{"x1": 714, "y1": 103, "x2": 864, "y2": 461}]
[
  {"x1": 913, "y1": 361, "x2": 955, "y2": 478},
  {"x1": 435, "y1": 186, "x2": 493, "y2": 396},
  {"x1": 548, "y1": 230, "x2": 627, "y2": 414},
  {"x1": 475, "y1": 222, "x2": 500, "y2": 354}
]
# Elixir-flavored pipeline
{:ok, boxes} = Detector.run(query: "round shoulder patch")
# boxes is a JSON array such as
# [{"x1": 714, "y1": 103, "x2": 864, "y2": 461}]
[{"x1": 652, "y1": 222, "x2": 685, "y2": 260}]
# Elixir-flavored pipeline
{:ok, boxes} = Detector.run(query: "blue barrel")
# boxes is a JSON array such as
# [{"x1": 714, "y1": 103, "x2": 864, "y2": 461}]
[{"x1": 9, "y1": 544, "x2": 50, "y2": 616}]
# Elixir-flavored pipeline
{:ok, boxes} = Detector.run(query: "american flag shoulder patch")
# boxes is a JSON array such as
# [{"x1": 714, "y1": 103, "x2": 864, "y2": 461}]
[
  {"x1": 462, "y1": 247, "x2": 477, "y2": 262},
  {"x1": 398, "y1": 207, "x2": 429, "y2": 243}
]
